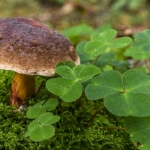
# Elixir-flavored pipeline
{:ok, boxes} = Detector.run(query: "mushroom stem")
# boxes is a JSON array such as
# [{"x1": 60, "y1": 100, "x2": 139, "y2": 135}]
[{"x1": 10, "y1": 73, "x2": 35, "y2": 109}]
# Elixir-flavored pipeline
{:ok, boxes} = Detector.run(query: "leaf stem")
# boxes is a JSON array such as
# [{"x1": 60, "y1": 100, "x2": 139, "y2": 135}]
[
  {"x1": 77, "y1": 97, "x2": 83, "y2": 107},
  {"x1": 92, "y1": 54, "x2": 101, "y2": 65},
  {"x1": 88, "y1": 105, "x2": 105, "y2": 124},
  {"x1": 58, "y1": 103, "x2": 63, "y2": 113},
  {"x1": 35, "y1": 80, "x2": 45, "y2": 94},
  {"x1": 85, "y1": 98, "x2": 95, "y2": 114}
]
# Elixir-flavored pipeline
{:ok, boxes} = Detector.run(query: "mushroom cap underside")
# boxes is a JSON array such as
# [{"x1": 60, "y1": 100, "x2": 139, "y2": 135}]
[{"x1": 0, "y1": 17, "x2": 80, "y2": 76}]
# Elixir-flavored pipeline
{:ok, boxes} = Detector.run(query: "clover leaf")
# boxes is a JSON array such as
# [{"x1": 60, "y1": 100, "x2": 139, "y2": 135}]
[
  {"x1": 124, "y1": 116, "x2": 150, "y2": 149},
  {"x1": 25, "y1": 112, "x2": 60, "y2": 142},
  {"x1": 124, "y1": 47, "x2": 150, "y2": 60},
  {"x1": 46, "y1": 64, "x2": 100, "y2": 102},
  {"x1": 56, "y1": 61, "x2": 76, "y2": 69},
  {"x1": 133, "y1": 29, "x2": 150, "y2": 52},
  {"x1": 124, "y1": 30, "x2": 150, "y2": 60},
  {"x1": 84, "y1": 29, "x2": 132, "y2": 56},
  {"x1": 26, "y1": 98, "x2": 58, "y2": 119},
  {"x1": 47, "y1": 78, "x2": 82, "y2": 102},
  {"x1": 76, "y1": 41, "x2": 115, "y2": 66},
  {"x1": 76, "y1": 41, "x2": 95, "y2": 64},
  {"x1": 85, "y1": 70, "x2": 123, "y2": 100},
  {"x1": 85, "y1": 69, "x2": 150, "y2": 117}
]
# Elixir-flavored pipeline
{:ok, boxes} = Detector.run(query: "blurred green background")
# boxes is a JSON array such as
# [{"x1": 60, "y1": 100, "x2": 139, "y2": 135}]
[{"x1": 0, "y1": 0, "x2": 149, "y2": 32}]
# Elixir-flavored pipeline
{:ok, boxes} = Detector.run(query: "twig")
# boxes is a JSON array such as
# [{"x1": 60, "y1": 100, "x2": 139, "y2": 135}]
[
  {"x1": 35, "y1": 80, "x2": 45, "y2": 94},
  {"x1": 77, "y1": 97, "x2": 83, "y2": 107},
  {"x1": 85, "y1": 98, "x2": 95, "y2": 114},
  {"x1": 101, "y1": 127, "x2": 125, "y2": 130},
  {"x1": 88, "y1": 105, "x2": 105, "y2": 124},
  {"x1": 58, "y1": 103, "x2": 63, "y2": 113}
]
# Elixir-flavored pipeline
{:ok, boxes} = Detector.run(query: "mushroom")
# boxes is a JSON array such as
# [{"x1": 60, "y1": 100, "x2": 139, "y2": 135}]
[{"x1": 0, "y1": 17, "x2": 80, "y2": 109}]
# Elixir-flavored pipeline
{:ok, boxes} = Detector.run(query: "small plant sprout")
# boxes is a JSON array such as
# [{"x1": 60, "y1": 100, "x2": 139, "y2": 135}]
[{"x1": 25, "y1": 98, "x2": 60, "y2": 141}]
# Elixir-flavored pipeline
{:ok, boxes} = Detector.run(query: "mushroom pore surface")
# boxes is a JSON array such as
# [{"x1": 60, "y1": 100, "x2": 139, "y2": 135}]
[{"x1": 0, "y1": 17, "x2": 80, "y2": 76}]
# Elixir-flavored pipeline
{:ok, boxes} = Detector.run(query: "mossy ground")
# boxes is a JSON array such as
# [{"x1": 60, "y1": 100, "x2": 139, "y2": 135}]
[{"x1": 0, "y1": 70, "x2": 137, "y2": 150}]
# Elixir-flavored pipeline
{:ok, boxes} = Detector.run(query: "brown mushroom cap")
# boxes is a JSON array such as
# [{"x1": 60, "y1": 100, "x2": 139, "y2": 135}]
[{"x1": 0, "y1": 17, "x2": 80, "y2": 76}]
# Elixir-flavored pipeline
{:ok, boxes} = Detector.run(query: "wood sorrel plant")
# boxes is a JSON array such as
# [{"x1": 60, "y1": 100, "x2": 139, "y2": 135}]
[{"x1": 26, "y1": 29, "x2": 150, "y2": 150}]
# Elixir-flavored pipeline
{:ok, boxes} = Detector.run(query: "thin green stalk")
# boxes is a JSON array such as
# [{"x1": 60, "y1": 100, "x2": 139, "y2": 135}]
[{"x1": 92, "y1": 54, "x2": 101, "y2": 65}]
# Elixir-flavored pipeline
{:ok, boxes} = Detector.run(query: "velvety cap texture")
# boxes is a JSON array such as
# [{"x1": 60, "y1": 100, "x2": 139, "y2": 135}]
[{"x1": 0, "y1": 17, "x2": 80, "y2": 76}]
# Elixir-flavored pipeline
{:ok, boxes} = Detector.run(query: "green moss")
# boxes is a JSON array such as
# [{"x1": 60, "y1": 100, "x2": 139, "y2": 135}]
[{"x1": 0, "y1": 70, "x2": 136, "y2": 150}]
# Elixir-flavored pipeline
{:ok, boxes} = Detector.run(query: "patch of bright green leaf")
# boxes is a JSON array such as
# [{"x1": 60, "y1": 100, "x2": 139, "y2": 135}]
[
  {"x1": 110, "y1": 37, "x2": 132, "y2": 49},
  {"x1": 92, "y1": 23, "x2": 112, "y2": 35},
  {"x1": 46, "y1": 64, "x2": 100, "y2": 102},
  {"x1": 123, "y1": 69, "x2": 150, "y2": 94},
  {"x1": 96, "y1": 52, "x2": 115, "y2": 67},
  {"x1": 105, "y1": 93, "x2": 150, "y2": 117},
  {"x1": 60, "y1": 82, "x2": 82, "y2": 101},
  {"x1": 47, "y1": 78, "x2": 82, "y2": 102},
  {"x1": 124, "y1": 47, "x2": 150, "y2": 60},
  {"x1": 61, "y1": 24, "x2": 93, "y2": 44},
  {"x1": 102, "y1": 65, "x2": 113, "y2": 71},
  {"x1": 91, "y1": 29, "x2": 117, "y2": 42},
  {"x1": 76, "y1": 41, "x2": 95, "y2": 64},
  {"x1": 124, "y1": 30, "x2": 150, "y2": 60},
  {"x1": 111, "y1": 60, "x2": 130, "y2": 73},
  {"x1": 133, "y1": 29, "x2": 150, "y2": 52},
  {"x1": 85, "y1": 70, "x2": 123, "y2": 100},
  {"x1": 74, "y1": 65, "x2": 100, "y2": 82},
  {"x1": 135, "y1": 67, "x2": 147, "y2": 73},
  {"x1": 56, "y1": 66, "x2": 75, "y2": 80},
  {"x1": 30, "y1": 124, "x2": 55, "y2": 142},
  {"x1": 47, "y1": 78, "x2": 74, "y2": 96},
  {"x1": 76, "y1": 41, "x2": 129, "y2": 73},
  {"x1": 84, "y1": 29, "x2": 132, "y2": 56},
  {"x1": 76, "y1": 41, "x2": 117, "y2": 68},
  {"x1": 62, "y1": 24, "x2": 93, "y2": 38},
  {"x1": 26, "y1": 112, "x2": 60, "y2": 142},
  {"x1": 56, "y1": 61, "x2": 76, "y2": 69},
  {"x1": 26, "y1": 98, "x2": 58, "y2": 119},
  {"x1": 124, "y1": 116, "x2": 150, "y2": 149},
  {"x1": 85, "y1": 69, "x2": 150, "y2": 117}
]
